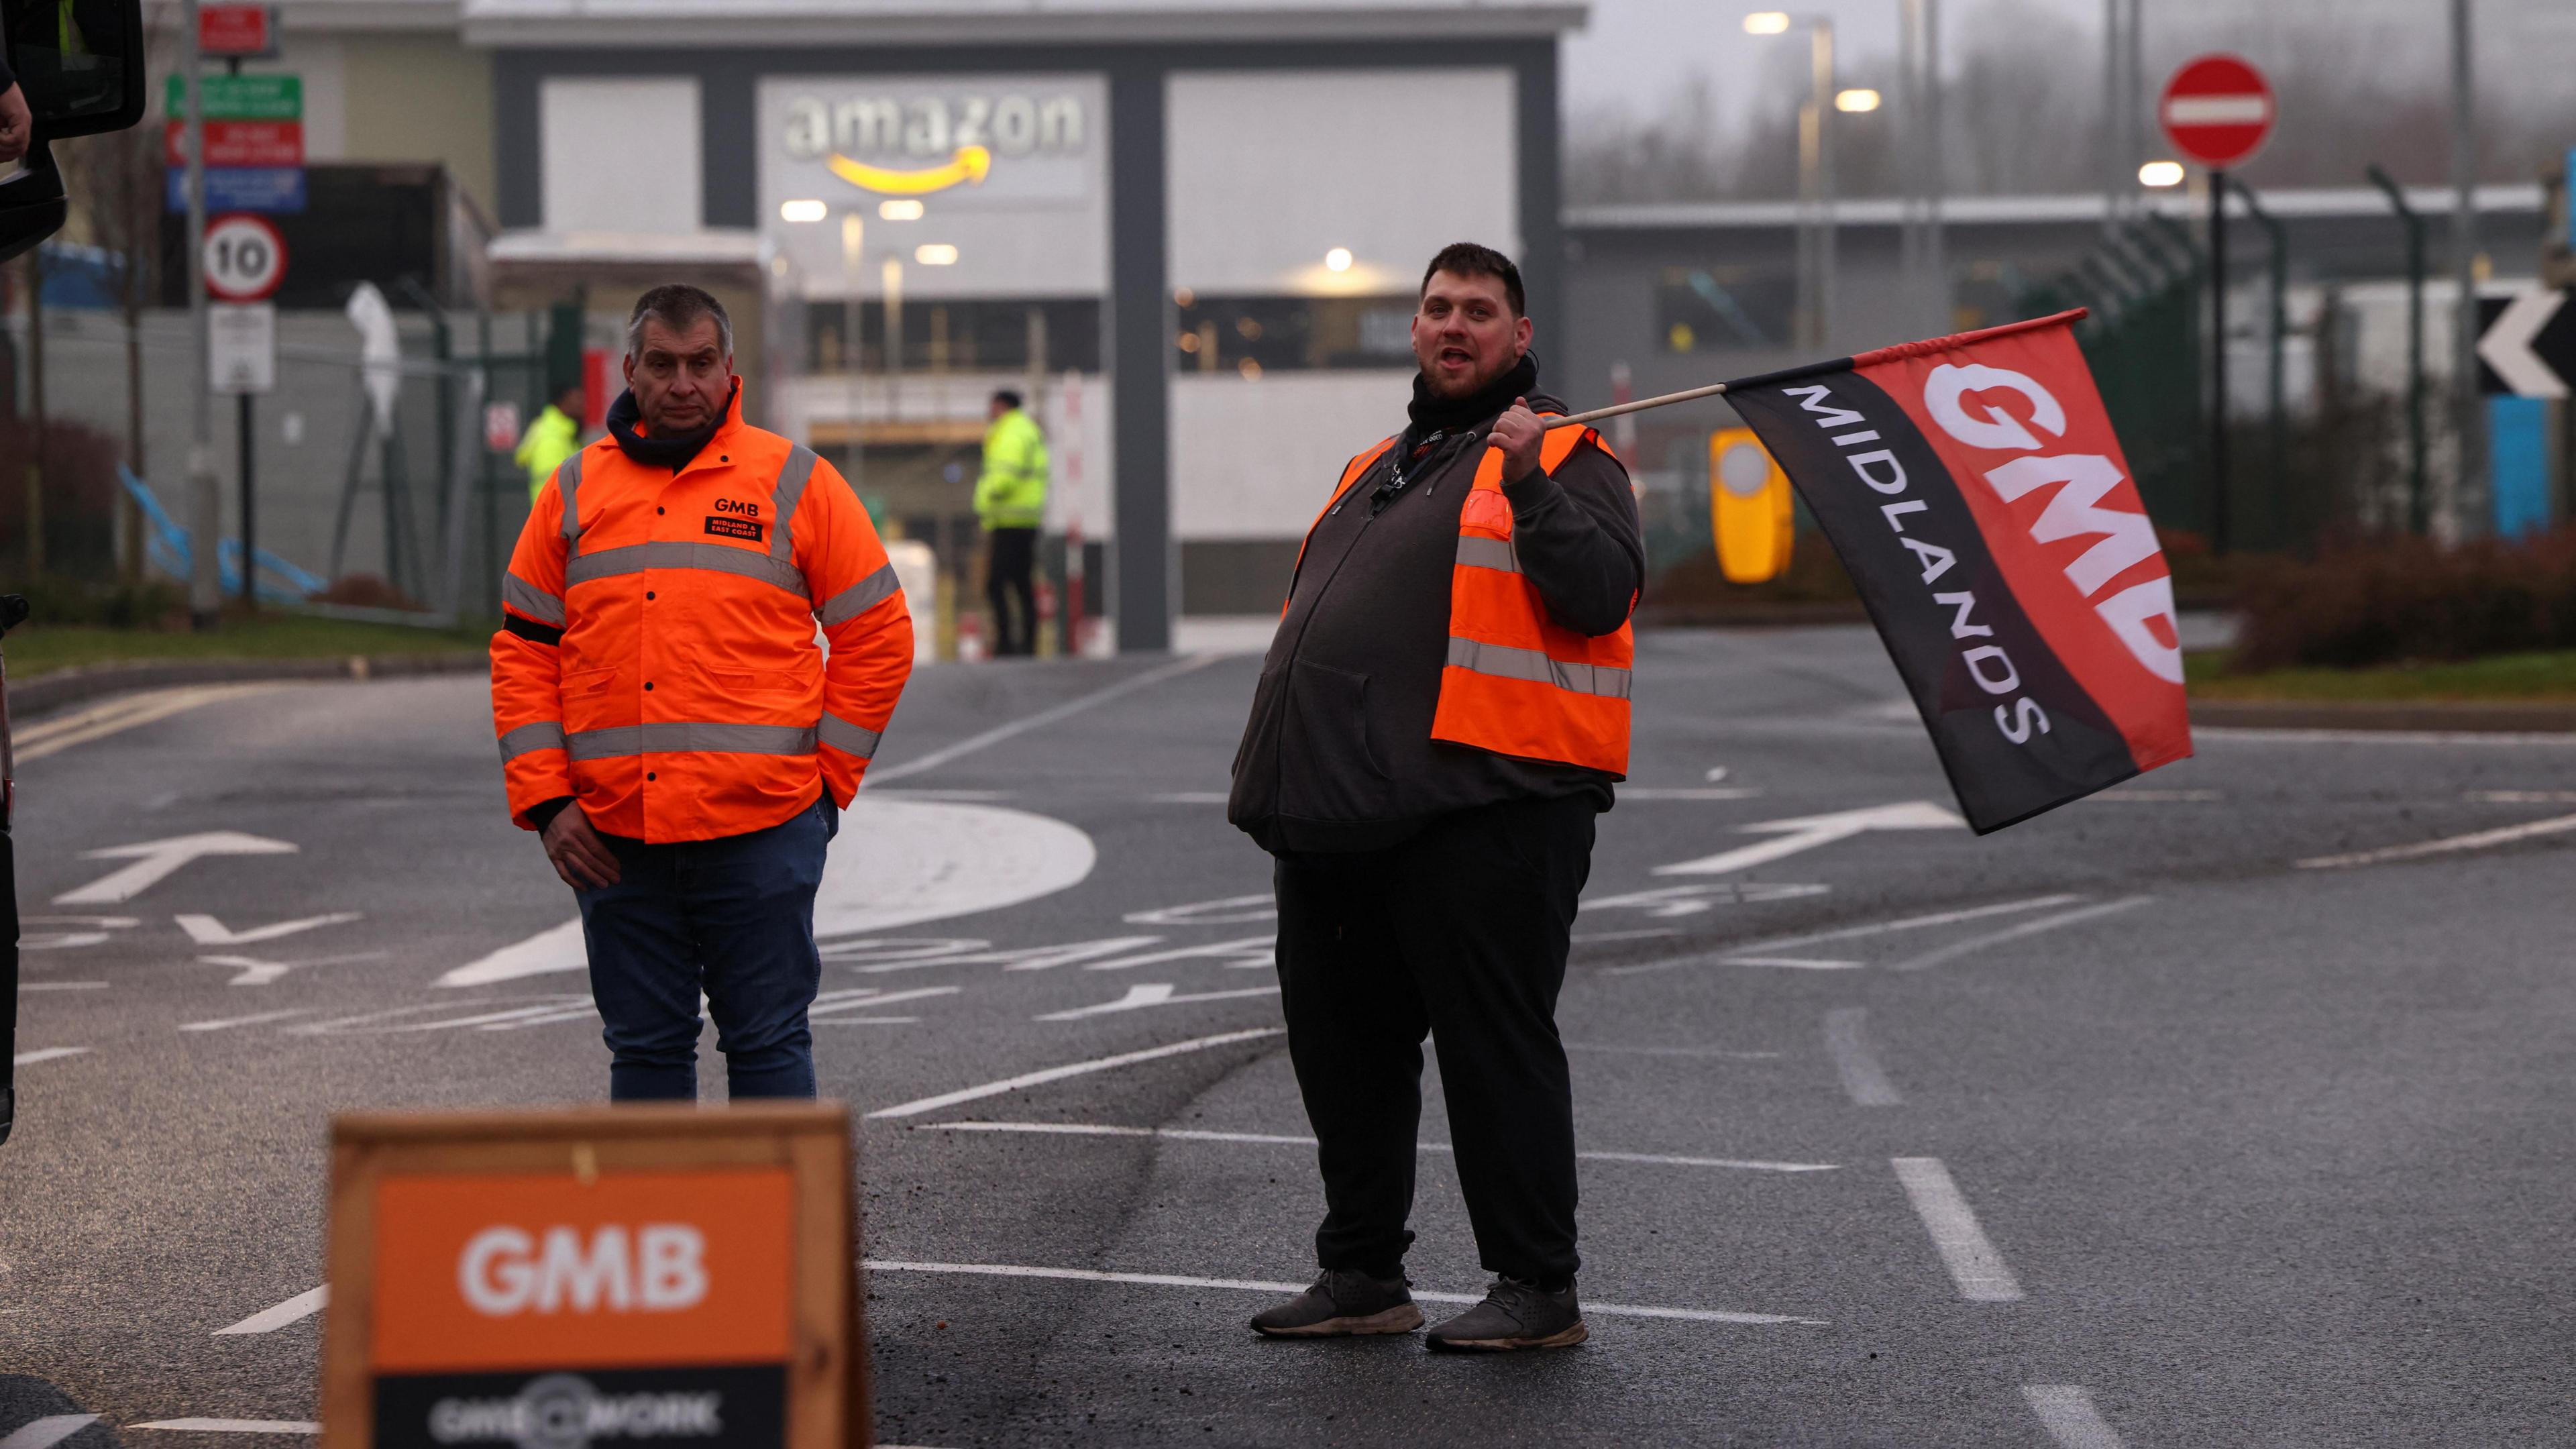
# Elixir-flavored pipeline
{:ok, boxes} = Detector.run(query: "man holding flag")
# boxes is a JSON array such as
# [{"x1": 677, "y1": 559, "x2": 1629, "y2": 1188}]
[{"x1": 1230, "y1": 242, "x2": 1641, "y2": 1352}]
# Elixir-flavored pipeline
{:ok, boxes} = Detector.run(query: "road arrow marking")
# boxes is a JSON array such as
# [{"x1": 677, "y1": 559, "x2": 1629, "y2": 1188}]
[
  {"x1": 2477, "y1": 289, "x2": 2571, "y2": 399},
  {"x1": 54, "y1": 833, "x2": 297, "y2": 905},
  {"x1": 1653, "y1": 802, "x2": 1966, "y2": 876},
  {"x1": 1036, "y1": 982, "x2": 1281, "y2": 1022},
  {"x1": 197, "y1": 951, "x2": 386, "y2": 986},
  {"x1": 176, "y1": 912, "x2": 362, "y2": 946}
]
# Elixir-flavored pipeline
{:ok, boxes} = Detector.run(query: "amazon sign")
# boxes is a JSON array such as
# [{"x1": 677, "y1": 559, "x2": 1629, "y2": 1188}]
[{"x1": 759, "y1": 73, "x2": 1109, "y2": 299}]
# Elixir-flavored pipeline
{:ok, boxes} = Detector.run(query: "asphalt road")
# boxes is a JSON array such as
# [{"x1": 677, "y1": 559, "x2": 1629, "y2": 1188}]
[{"x1": 7, "y1": 625, "x2": 2576, "y2": 1447}]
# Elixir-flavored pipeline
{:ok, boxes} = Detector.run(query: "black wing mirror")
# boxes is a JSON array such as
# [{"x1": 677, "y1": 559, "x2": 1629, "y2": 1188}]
[{"x1": 0, "y1": 0, "x2": 146, "y2": 264}]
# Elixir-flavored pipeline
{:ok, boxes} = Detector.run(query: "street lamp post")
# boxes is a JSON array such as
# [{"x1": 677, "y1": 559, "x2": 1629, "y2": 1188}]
[{"x1": 1746, "y1": 12, "x2": 1837, "y2": 350}]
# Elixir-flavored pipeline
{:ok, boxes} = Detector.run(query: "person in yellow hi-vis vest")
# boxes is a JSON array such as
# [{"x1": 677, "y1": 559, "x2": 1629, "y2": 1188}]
[
  {"x1": 517, "y1": 382, "x2": 588, "y2": 504},
  {"x1": 974, "y1": 388, "x2": 1049, "y2": 656}
]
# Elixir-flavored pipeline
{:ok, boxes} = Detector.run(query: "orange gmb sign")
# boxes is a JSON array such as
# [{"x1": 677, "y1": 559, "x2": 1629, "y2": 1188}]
[{"x1": 321, "y1": 1104, "x2": 867, "y2": 1449}]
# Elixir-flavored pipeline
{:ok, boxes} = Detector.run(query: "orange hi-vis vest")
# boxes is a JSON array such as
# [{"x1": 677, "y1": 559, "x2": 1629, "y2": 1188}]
[
  {"x1": 490, "y1": 386, "x2": 915, "y2": 843},
  {"x1": 1306, "y1": 419, "x2": 1635, "y2": 776}
]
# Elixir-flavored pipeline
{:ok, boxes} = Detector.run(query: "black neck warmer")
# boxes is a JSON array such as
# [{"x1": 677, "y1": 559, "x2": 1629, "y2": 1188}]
[
  {"x1": 1403, "y1": 350, "x2": 1542, "y2": 454},
  {"x1": 606, "y1": 382, "x2": 735, "y2": 472}
]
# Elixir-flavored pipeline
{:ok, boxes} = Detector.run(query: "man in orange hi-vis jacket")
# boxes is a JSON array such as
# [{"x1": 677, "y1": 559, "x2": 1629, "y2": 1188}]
[{"x1": 490, "y1": 284, "x2": 913, "y2": 1101}]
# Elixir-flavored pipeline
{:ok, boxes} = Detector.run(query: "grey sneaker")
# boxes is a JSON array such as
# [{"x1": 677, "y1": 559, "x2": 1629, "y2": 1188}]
[
  {"x1": 1249, "y1": 1269, "x2": 1424, "y2": 1338},
  {"x1": 1424, "y1": 1277, "x2": 1588, "y2": 1351}
]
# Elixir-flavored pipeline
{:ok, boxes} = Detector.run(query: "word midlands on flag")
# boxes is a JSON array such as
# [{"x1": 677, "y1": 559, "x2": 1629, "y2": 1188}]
[{"x1": 1727, "y1": 311, "x2": 2191, "y2": 832}]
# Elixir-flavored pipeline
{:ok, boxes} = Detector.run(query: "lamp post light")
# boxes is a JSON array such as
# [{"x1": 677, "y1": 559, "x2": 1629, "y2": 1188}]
[{"x1": 1746, "y1": 11, "x2": 1838, "y2": 350}]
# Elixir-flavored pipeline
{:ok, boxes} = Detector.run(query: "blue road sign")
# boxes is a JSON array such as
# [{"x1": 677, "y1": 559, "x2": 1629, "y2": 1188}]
[{"x1": 165, "y1": 166, "x2": 306, "y2": 215}]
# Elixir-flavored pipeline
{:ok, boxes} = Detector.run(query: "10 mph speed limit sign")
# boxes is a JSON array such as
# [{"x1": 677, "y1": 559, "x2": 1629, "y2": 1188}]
[{"x1": 203, "y1": 212, "x2": 287, "y2": 302}]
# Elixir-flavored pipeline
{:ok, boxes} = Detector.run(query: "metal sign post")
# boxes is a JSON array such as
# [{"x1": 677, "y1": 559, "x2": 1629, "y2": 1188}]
[
  {"x1": 2160, "y1": 54, "x2": 2277, "y2": 556},
  {"x1": 205, "y1": 212, "x2": 284, "y2": 607}
]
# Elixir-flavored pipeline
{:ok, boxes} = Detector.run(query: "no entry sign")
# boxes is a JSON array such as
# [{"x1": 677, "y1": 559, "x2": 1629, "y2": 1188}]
[{"x1": 2160, "y1": 54, "x2": 2275, "y2": 170}]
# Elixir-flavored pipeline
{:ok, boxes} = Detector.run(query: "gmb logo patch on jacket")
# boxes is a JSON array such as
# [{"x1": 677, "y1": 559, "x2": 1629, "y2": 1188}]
[{"x1": 704, "y1": 516, "x2": 763, "y2": 542}]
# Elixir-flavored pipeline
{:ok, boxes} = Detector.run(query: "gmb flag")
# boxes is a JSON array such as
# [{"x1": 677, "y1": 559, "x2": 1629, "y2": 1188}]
[{"x1": 1725, "y1": 310, "x2": 2192, "y2": 833}]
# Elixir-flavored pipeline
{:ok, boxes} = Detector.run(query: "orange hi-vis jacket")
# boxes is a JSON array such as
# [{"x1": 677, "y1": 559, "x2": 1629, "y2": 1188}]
[
  {"x1": 1309, "y1": 419, "x2": 1634, "y2": 775},
  {"x1": 490, "y1": 386, "x2": 914, "y2": 843}
]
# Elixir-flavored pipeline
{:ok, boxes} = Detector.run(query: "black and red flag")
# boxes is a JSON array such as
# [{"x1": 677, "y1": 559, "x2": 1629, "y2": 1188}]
[{"x1": 1723, "y1": 310, "x2": 2192, "y2": 833}]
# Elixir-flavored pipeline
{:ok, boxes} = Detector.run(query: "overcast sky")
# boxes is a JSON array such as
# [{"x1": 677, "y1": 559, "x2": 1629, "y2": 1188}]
[{"x1": 1562, "y1": 0, "x2": 2576, "y2": 133}]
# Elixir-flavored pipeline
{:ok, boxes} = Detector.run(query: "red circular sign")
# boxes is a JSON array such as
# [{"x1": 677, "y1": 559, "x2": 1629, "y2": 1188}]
[
  {"x1": 203, "y1": 212, "x2": 288, "y2": 302},
  {"x1": 2160, "y1": 54, "x2": 2275, "y2": 170}
]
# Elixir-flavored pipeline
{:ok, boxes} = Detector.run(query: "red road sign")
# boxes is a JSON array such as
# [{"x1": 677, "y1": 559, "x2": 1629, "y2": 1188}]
[
  {"x1": 2159, "y1": 54, "x2": 2275, "y2": 170},
  {"x1": 203, "y1": 213, "x2": 288, "y2": 302},
  {"x1": 164, "y1": 119, "x2": 304, "y2": 169},
  {"x1": 198, "y1": 4, "x2": 277, "y2": 58}
]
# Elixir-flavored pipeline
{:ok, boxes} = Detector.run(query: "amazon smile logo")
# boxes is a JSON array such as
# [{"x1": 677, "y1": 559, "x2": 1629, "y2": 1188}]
[{"x1": 782, "y1": 91, "x2": 1088, "y2": 197}]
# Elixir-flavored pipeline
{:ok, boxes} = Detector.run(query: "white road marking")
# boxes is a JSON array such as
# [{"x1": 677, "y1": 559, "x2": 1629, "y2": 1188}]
[
  {"x1": 197, "y1": 950, "x2": 386, "y2": 987},
  {"x1": 869, "y1": 651, "x2": 1226, "y2": 784},
  {"x1": 845, "y1": 935, "x2": 1166, "y2": 975},
  {"x1": 1571, "y1": 928, "x2": 1681, "y2": 944},
  {"x1": 1150, "y1": 792, "x2": 1230, "y2": 804},
  {"x1": 1620, "y1": 788, "x2": 1762, "y2": 800},
  {"x1": 859, "y1": 1259, "x2": 1825, "y2": 1325},
  {"x1": 2468, "y1": 790, "x2": 2576, "y2": 803},
  {"x1": 54, "y1": 833, "x2": 297, "y2": 906},
  {"x1": 1036, "y1": 983, "x2": 1280, "y2": 1021},
  {"x1": 917, "y1": 1120, "x2": 1837, "y2": 1173},
  {"x1": 1562, "y1": 1042, "x2": 1781, "y2": 1059},
  {"x1": 176, "y1": 912, "x2": 362, "y2": 946},
  {"x1": 129, "y1": 1422, "x2": 319, "y2": 1436},
  {"x1": 810, "y1": 986, "x2": 961, "y2": 1019},
  {"x1": 1891, "y1": 1157, "x2": 2023, "y2": 1301},
  {"x1": 11, "y1": 1048, "x2": 89, "y2": 1066},
  {"x1": 1124, "y1": 894, "x2": 1274, "y2": 926},
  {"x1": 0, "y1": 1414, "x2": 99, "y2": 1449},
  {"x1": 1582, "y1": 881, "x2": 1831, "y2": 919},
  {"x1": 2022, "y1": 1386, "x2": 2127, "y2": 1449},
  {"x1": 1654, "y1": 801, "x2": 1966, "y2": 877},
  {"x1": 15, "y1": 685, "x2": 273, "y2": 762},
  {"x1": 2084, "y1": 789, "x2": 2222, "y2": 802},
  {"x1": 1882, "y1": 896, "x2": 2151, "y2": 973},
  {"x1": 18, "y1": 916, "x2": 140, "y2": 951},
  {"x1": 180, "y1": 1008, "x2": 315, "y2": 1032},
  {"x1": 2296, "y1": 812, "x2": 2576, "y2": 870},
  {"x1": 1080, "y1": 935, "x2": 1273, "y2": 971},
  {"x1": 212, "y1": 1285, "x2": 327, "y2": 1334},
  {"x1": 816, "y1": 1018, "x2": 921, "y2": 1026},
  {"x1": 1725, "y1": 956, "x2": 1864, "y2": 970},
  {"x1": 867, "y1": 1028, "x2": 1285, "y2": 1120},
  {"x1": 20, "y1": 981, "x2": 107, "y2": 991},
  {"x1": 1823, "y1": 1008, "x2": 1902, "y2": 1106},
  {"x1": 1605, "y1": 894, "x2": 2086, "y2": 976},
  {"x1": 441, "y1": 798, "x2": 1097, "y2": 987}
]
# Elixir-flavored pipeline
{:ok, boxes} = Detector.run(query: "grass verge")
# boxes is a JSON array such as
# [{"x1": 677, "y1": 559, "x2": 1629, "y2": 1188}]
[
  {"x1": 2187, "y1": 648, "x2": 2576, "y2": 703},
  {"x1": 2, "y1": 613, "x2": 487, "y2": 680}
]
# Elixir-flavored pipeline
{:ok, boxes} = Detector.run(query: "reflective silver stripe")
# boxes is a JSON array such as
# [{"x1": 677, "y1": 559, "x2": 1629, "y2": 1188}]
[
  {"x1": 1444, "y1": 637, "x2": 1633, "y2": 700},
  {"x1": 769, "y1": 445, "x2": 820, "y2": 566},
  {"x1": 564, "y1": 541, "x2": 808, "y2": 597},
  {"x1": 557, "y1": 449, "x2": 586, "y2": 557},
  {"x1": 497, "y1": 721, "x2": 566, "y2": 760},
  {"x1": 502, "y1": 572, "x2": 566, "y2": 627},
  {"x1": 1454, "y1": 535, "x2": 1520, "y2": 574},
  {"x1": 817, "y1": 711, "x2": 881, "y2": 759},
  {"x1": 815, "y1": 563, "x2": 902, "y2": 626},
  {"x1": 566, "y1": 722, "x2": 820, "y2": 760}
]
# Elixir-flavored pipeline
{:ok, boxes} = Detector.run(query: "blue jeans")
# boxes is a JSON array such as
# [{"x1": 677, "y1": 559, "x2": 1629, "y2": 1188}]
[{"x1": 574, "y1": 794, "x2": 837, "y2": 1101}]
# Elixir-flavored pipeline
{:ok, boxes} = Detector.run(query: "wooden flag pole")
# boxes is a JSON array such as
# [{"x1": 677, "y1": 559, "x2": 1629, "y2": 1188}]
[{"x1": 1545, "y1": 380, "x2": 1733, "y2": 430}]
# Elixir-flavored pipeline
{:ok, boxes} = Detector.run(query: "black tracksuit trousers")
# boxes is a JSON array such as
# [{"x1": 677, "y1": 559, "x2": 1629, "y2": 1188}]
[{"x1": 1271, "y1": 793, "x2": 1595, "y2": 1289}]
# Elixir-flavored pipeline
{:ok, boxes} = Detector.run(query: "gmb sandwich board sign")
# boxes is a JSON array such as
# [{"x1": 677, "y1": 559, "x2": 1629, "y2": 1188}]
[{"x1": 320, "y1": 1103, "x2": 869, "y2": 1449}]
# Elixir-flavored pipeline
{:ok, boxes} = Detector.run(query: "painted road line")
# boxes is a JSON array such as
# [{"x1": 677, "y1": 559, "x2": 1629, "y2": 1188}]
[
  {"x1": 1883, "y1": 897, "x2": 2151, "y2": 973},
  {"x1": 54, "y1": 833, "x2": 299, "y2": 907},
  {"x1": 180, "y1": 1008, "x2": 315, "y2": 1032},
  {"x1": 176, "y1": 912, "x2": 363, "y2": 946},
  {"x1": 859, "y1": 1260, "x2": 1825, "y2": 1326},
  {"x1": 917, "y1": 1120, "x2": 1838, "y2": 1173},
  {"x1": 20, "y1": 981, "x2": 108, "y2": 991},
  {"x1": 1619, "y1": 788, "x2": 1762, "y2": 800},
  {"x1": 2083, "y1": 789, "x2": 2222, "y2": 802},
  {"x1": 1725, "y1": 956, "x2": 1864, "y2": 970},
  {"x1": 1036, "y1": 983, "x2": 1279, "y2": 1022},
  {"x1": 15, "y1": 685, "x2": 274, "y2": 762},
  {"x1": 1150, "y1": 792, "x2": 1230, "y2": 804},
  {"x1": 1562, "y1": 1042, "x2": 1782, "y2": 1059},
  {"x1": 867, "y1": 1028, "x2": 1284, "y2": 1120},
  {"x1": 810, "y1": 986, "x2": 961, "y2": 1020},
  {"x1": 11, "y1": 1048, "x2": 89, "y2": 1067},
  {"x1": 129, "y1": 1422, "x2": 319, "y2": 1436},
  {"x1": 0, "y1": 1415, "x2": 98, "y2": 1449},
  {"x1": 868, "y1": 652, "x2": 1226, "y2": 784},
  {"x1": 1570, "y1": 928, "x2": 1681, "y2": 944},
  {"x1": 1605, "y1": 894, "x2": 2084, "y2": 976},
  {"x1": 1823, "y1": 1008, "x2": 1902, "y2": 1106},
  {"x1": 1653, "y1": 801, "x2": 1967, "y2": 877},
  {"x1": 2296, "y1": 812, "x2": 2576, "y2": 870},
  {"x1": 2022, "y1": 1386, "x2": 2127, "y2": 1449},
  {"x1": 213, "y1": 1285, "x2": 327, "y2": 1335},
  {"x1": 1891, "y1": 1157, "x2": 2023, "y2": 1301},
  {"x1": 2469, "y1": 790, "x2": 2576, "y2": 803}
]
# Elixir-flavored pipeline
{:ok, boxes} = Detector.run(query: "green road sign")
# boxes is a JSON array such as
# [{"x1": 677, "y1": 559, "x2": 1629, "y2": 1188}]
[{"x1": 164, "y1": 74, "x2": 302, "y2": 121}]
